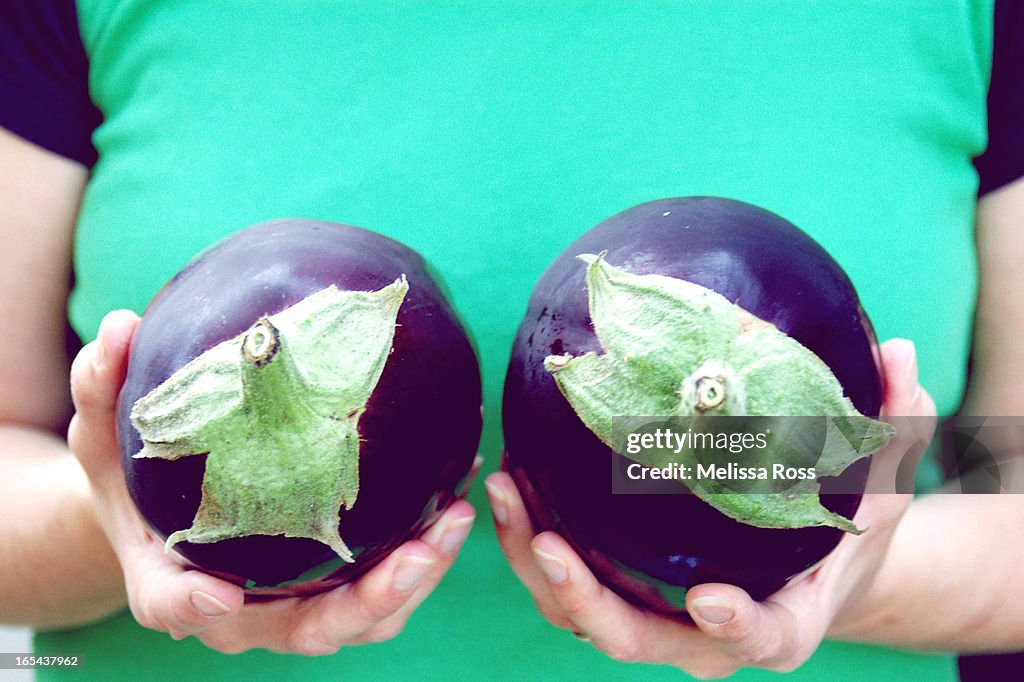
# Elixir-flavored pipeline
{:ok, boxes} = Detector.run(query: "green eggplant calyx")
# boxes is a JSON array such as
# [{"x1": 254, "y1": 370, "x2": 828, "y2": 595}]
[
  {"x1": 545, "y1": 253, "x2": 894, "y2": 533},
  {"x1": 131, "y1": 278, "x2": 409, "y2": 562}
]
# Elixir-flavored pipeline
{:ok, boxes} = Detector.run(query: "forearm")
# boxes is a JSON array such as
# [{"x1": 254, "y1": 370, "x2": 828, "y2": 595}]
[
  {"x1": 829, "y1": 492, "x2": 1024, "y2": 653},
  {"x1": 0, "y1": 425, "x2": 126, "y2": 629}
]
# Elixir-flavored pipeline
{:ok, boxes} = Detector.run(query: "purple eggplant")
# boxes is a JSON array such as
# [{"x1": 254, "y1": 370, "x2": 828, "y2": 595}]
[
  {"x1": 117, "y1": 219, "x2": 482, "y2": 597},
  {"x1": 502, "y1": 197, "x2": 886, "y2": 614}
]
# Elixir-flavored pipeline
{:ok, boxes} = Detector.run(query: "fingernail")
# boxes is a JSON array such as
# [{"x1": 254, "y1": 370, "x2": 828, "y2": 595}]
[
  {"x1": 391, "y1": 554, "x2": 435, "y2": 593},
  {"x1": 456, "y1": 455, "x2": 484, "y2": 498},
  {"x1": 533, "y1": 547, "x2": 569, "y2": 585},
  {"x1": 191, "y1": 591, "x2": 231, "y2": 618},
  {"x1": 439, "y1": 516, "x2": 474, "y2": 554},
  {"x1": 92, "y1": 330, "x2": 109, "y2": 371},
  {"x1": 93, "y1": 311, "x2": 135, "y2": 371},
  {"x1": 484, "y1": 479, "x2": 509, "y2": 526},
  {"x1": 903, "y1": 341, "x2": 918, "y2": 385},
  {"x1": 901, "y1": 342, "x2": 921, "y2": 404},
  {"x1": 692, "y1": 596, "x2": 735, "y2": 625}
]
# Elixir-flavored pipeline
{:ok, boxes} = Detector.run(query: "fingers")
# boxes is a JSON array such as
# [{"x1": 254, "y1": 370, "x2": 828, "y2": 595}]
[
  {"x1": 311, "y1": 502, "x2": 473, "y2": 648},
  {"x1": 526, "y1": 540, "x2": 805, "y2": 673},
  {"x1": 121, "y1": 541, "x2": 245, "y2": 642},
  {"x1": 869, "y1": 340, "x2": 937, "y2": 497},
  {"x1": 350, "y1": 499, "x2": 476, "y2": 645},
  {"x1": 527, "y1": 531, "x2": 797, "y2": 678},
  {"x1": 487, "y1": 472, "x2": 826, "y2": 676},
  {"x1": 486, "y1": 472, "x2": 750, "y2": 675},
  {"x1": 194, "y1": 545, "x2": 436, "y2": 654},
  {"x1": 282, "y1": 542, "x2": 440, "y2": 655},
  {"x1": 878, "y1": 339, "x2": 935, "y2": 421},
  {"x1": 485, "y1": 471, "x2": 575, "y2": 630},
  {"x1": 529, "y1": 531, "x2": 697, "y2": 665},
  {"x1": 455, "y1": 454, "x2": 484, "y2": 499},
  {"x1": 198, "y1": 500, "x2": 476, "y2": 655},
  {"x1": 686, "y1": 583, "x2": 803, "y2": 671},
  {"x1": 68, "y1": 309, "x2": 139, "y2": 488},
  {"x1": 67, "y1": 310, "x2": 151, "y2": 553}
]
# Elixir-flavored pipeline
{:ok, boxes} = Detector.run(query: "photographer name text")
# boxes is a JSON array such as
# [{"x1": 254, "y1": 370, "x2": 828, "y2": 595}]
[{"x1": 623, "y1": 427, "x2": 816, "y2": 482}]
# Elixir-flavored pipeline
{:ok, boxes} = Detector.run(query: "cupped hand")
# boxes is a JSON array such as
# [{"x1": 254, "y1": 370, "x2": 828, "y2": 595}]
[
  {"x1": 486, "y1": 338, "x2": 935, "y2": 678},
  {"x1": 68, "y1": 309, "x2": 476, "y2": 655}
]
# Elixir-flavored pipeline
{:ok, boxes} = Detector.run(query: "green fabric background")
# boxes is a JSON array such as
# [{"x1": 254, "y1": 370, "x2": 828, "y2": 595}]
[{"x1": 38, "y1": 1, "x2": 988, "y2": 679}]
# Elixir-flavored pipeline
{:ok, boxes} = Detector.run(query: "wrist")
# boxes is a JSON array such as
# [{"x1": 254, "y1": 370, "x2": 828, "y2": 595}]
[
  {"x1": 0, "y1": 429, "x2": 126, "y2": 628},
  {"x1": 823, "y1": 503, "x2": 912, "y2": 643}
]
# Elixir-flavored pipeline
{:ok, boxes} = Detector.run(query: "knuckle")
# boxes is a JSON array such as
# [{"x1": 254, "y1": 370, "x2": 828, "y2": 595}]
[
  {"x1": 66, "y1": 415, "x2": 84, "y2": 455},
  {"x1": 287, "y1": 626, "x2": 342, "y2": 657},
  {"x1": 557, "y1": 585, "x2": 601, "y2": 622},
  {"x1": 714, "y1": 622, "x2": 754, "y2": 646},
  {"x1": 66, "y1": 408, "x2": 116, "y2": 482},
  {"x1": 560, "y1": 599, "x2": 590, "y2": 621},
  {"x1": 68, "y1": 349, "x2": 100, "y2": 408},
  {"x1": 534, "y1": 601, "x2": 573, "y2": 631},
  {"x1": 129, "y1": 605, "x2": 156, "y2": 632},
  {"x1": 730, "y1": 631, "x2": 785, "y2": 666},
  {"x1": 706, "y1": 609, "x2": 764, "y2": 648},
  {"x1": 356, "y1": 593, "x2": 402, "y2": 623},
  {"x1": 66, "y1": 413, "x2": 104, "y2": 470},
  {"x1": 734, "y1": 647, "x2": 774, "y2": 666},
  {"x1": 127, "y1": 591, "x2": 160, "y2": 633},
  {"x1": 768, "y1": 657, "x2": 804, "y2": 674},
  {"x1": 197, "y1": 633, "x2": 249, "y2": 655},
  {"x1": 68, "y1": 345, "x2": 90, "y2": 385},
  {"x1": 685, "y1": 663, "x2": 740, "y2": 680},
  {"x1": 166, "y1": 628, "x2": 190, "y2": 642},
  {"x1": 354, "y1": 565, "x2": 421, "y2": 623},
  {"x1": 362, "y1": 618, "x2": 406, "y2": 644},
  {"x1": 599, "y1": 636, "x2": 645, "y2": 664}
]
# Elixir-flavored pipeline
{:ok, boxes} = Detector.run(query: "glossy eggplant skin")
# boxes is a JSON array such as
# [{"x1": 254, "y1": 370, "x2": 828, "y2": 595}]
[
  {"x1": 117, "y1": 219, "x2": 482, "y2": 597},
  {"x1": 502, "y1": 197, "x2": 882, "y2": 614}
]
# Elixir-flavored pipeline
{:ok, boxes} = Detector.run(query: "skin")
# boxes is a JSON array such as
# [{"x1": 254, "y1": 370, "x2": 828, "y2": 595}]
[
  {"x1": 484, "y1": 174, "x2": 1024, "y2": 677},
  {"x1": 2, "y1": 119, "x2": 1024, "y2": 665}
]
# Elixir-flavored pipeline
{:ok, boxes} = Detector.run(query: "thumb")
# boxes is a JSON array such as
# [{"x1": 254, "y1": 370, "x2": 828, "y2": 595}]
[
  {"x1": 686, "y1": 583, "x2": 800, "y2": 666},
  {"x1": 68, "y1": 309, "x2": 140, "y2": 487},
  {"x1": 870, "y1": 338, "x2": 936, "y2": 497}
]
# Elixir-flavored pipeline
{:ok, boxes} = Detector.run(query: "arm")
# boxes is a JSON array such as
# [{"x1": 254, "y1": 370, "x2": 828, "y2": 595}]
[
  {"x1": 828, "y1": 176, "x2": 1024, "y2": 652},
  {"x1": 0, "y1": 126, "x2": 125, "y2": 628}
]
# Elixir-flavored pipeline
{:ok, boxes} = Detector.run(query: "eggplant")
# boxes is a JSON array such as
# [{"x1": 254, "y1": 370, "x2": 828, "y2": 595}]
[
  {"x1": 502, "y1": 197, "x2": 889, "y2": 614},
  {"x1": 117, "y1": 219, "x2": 482, "y2": 597}
]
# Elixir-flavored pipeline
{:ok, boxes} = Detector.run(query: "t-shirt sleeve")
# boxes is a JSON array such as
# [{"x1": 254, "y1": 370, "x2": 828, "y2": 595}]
[
  {"x1": 974, "y1": 0, "x2": 1024, "y2": 197},
  {"x1": 0, "y1": 0, "x2": 103, "y2": 167}
]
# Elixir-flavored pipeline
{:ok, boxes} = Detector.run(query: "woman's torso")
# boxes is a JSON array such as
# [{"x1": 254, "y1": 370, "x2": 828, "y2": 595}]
[{"x1": 42, "y1": 1, "x2": 987, "y2": 679}]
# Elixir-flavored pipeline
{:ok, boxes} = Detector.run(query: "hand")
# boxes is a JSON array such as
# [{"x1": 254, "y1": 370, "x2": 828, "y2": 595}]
[
  {"x1": 69, "y1": 310, "x2": 476, "y2": 654},
  {"x1": 486, "y1": 339, "x2": 935, "y2": 678}
]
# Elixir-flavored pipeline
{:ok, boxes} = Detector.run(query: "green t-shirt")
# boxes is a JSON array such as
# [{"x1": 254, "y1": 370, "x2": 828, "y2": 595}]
[{"x1": 39, "y1": 1, "x2": 988, "y2": 679}]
